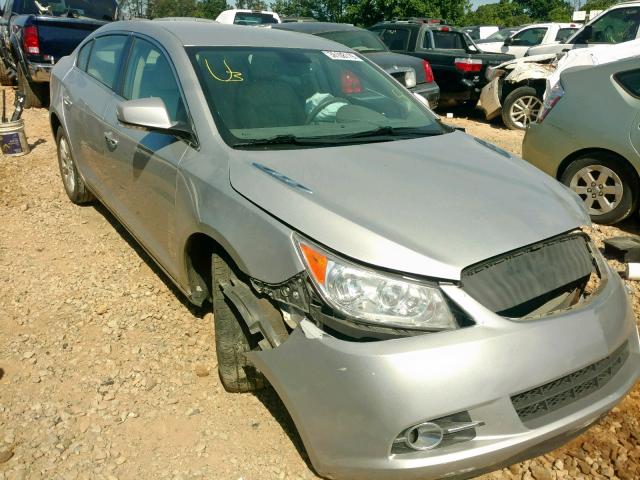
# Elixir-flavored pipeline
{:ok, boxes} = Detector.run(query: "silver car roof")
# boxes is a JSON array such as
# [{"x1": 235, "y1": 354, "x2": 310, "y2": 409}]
[{"x1": 97, "y1": 19, "x2": 351, "y2": 50}]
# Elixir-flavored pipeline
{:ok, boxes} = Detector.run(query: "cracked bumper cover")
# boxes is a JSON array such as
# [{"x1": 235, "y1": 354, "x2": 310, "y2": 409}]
[{"x1": 249, "y1": 269, "x2": 640, "y2": 480}]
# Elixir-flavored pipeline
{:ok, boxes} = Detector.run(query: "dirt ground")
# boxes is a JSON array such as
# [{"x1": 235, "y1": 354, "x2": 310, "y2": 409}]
[{"x1": 0, "y1": 90, "x2": 639, "y2": 480}]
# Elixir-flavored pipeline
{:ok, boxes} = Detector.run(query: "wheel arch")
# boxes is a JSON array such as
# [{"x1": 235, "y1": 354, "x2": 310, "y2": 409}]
[
  {"x1": 182, "y1": 229, "x2": 248, "y2": 307},
  {"x1": 556, "y1": 148, "x2": 640, "y2": 184},
  {"x1": 500, "y1": 78, "x2": 546, "y2": 103},
  {"x1": 50, "y1": 111, "x2": 62, "y2": 139}
]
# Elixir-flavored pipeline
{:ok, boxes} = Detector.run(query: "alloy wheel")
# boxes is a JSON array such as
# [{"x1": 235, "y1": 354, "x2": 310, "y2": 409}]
[
  {"x1": 59, "y1": 136, "x2": 76, "y2": 193},
  {"x1": 509, "y1": 95, "x2": 542, "y2": 129},
  {"x1": 569, "y1": 165, "x2": 624, "y2": 215}
]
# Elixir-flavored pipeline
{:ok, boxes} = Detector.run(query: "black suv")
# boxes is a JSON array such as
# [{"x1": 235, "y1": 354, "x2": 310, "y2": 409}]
[{"x1": 369, "y1": 19, "x2": 514, "y2": 107}]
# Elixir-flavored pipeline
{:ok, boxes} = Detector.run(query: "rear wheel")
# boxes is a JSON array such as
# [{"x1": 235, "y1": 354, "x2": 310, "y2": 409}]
[
  {"x1": 56, "y1": 127, "x2": 94, "y2": 204},
  {"x1": 560, "y1": 153, "x2": 638, "y2": 225},
  {"x1": 211, "y1": 253, "x2": 265, "y2": 393},
  {"x1": 0, "y1": 58, "x2": 15, "y2": 86},
  {"x1": 502, "y1": 86, "x2": 542, "y2": 130},
  {"x1": 17, "y1": 66, "x2": 47, "y2": 109}
]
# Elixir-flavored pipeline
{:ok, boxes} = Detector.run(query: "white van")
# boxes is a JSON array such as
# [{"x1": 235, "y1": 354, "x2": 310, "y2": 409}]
[{"x1": 215, "y1": 9, "x2": 281, "y2": 25}]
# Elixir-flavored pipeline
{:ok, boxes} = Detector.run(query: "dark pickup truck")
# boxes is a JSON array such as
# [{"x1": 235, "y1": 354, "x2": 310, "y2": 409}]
[
  {"x1": 369, "y1": 19, "x2": 514, "y2": 107},
  {"x1": 0, "y1": 0, "x2": 117, "y2": 108}
]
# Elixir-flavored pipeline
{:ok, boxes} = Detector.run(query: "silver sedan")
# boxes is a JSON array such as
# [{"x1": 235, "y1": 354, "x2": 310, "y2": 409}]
[{"x1": 50, "y1": 19, "x2": 639, "y2": 480}]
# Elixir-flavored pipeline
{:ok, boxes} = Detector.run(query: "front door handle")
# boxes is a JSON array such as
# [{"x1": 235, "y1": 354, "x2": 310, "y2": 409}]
[
  {"x1": 62, "y1": 96, "x2": 72, "y2": 107},
  {"x1": 104, "y1": 131, "x2": 119, "y2": 147}
]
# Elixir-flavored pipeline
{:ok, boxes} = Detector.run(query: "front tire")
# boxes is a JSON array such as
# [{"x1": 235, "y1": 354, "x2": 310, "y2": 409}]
[
  {"x1": 56, "y1": 127, "x2": 94, "y2": 204},
  {"x1": 502, "y1": 86, "x2": 542, "y2": 130},
  {"x1": 211, "y1": 253, "x2": 265, "y2": 393},
  {"x1": 560, "y1": 153, "x2": 638, "y2": 225}
]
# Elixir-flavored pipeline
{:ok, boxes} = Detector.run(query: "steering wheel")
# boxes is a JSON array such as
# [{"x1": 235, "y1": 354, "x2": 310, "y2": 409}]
[{"x1": 305, "y1": 96, "x2": 350, "y2": 124}]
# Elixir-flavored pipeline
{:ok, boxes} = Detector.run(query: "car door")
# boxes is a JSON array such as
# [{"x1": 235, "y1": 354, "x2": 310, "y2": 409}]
[
  {"x1": 504, "y1": 27, "x2": 547, "y2": 57},
  {"x1": 100, "y1": 36, "x2": 191, "y2": 272},
  {"x1": 67, "y1": 34, "x2": 130, "y2": 192}
]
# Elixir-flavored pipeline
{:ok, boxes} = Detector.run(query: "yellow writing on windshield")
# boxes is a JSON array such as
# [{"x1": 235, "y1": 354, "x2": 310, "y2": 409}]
[{"x1": 205, "y1": 58, "x2": 244, "y2": 82}]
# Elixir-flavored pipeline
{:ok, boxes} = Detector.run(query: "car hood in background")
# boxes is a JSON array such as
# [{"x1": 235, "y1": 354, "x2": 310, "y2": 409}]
[
  {"x1": 363, "y1": 51, "x2": 427, "y2": 81},
  {"x1": 229, "y1": 131, "x2": 589, "y2": 280}
]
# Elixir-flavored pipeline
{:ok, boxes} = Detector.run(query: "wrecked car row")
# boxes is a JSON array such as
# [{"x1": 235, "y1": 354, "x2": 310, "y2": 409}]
[
  {"x1": 50, "y1": 18, "x2": 640, "y2": 480},
  {"x1": 479, "y1": 1, "x2": 640, "y2": 129}
]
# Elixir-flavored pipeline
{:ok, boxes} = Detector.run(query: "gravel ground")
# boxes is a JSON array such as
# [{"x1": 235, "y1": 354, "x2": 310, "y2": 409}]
[{"x1": 0, "y1": 92, "x2": 639, "y2": 480}]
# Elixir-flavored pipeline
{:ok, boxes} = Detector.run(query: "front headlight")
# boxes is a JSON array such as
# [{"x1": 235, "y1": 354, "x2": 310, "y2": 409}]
[{"x1": 294, "y1": 235, "x2": 457, "y2": 330}]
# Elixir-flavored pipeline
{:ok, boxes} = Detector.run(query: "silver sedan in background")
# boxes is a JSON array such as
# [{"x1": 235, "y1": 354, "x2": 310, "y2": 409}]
[
  {"x1": 50, "y1": 19, "x2": 639, "y2": 480},
  {"x1": 523, "y1": 56, "x2": 640, "y2": 225}
]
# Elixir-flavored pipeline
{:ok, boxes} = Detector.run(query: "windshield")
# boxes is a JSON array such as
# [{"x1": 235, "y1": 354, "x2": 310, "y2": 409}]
[
  {"x1": 316, "y1": 30, "x2": 388, "y2": 53},
  {"x1": 234, "y1": 12, "x2": 278, "y2": 25},
  {"x1": 30, "y1": 0, "x2": 116, "y2": 20},
  {"x1": 187, "y1": 47, "x2": 446, "y2": 149},
  {"x1": 485, "y1": 29, "x2": 516, "y2": 42}
]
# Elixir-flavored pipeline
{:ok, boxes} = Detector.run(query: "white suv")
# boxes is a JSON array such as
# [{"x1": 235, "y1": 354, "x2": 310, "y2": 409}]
[
  {"x1": 528, "y1": 1, "x2": 640, "y2": 55},
  {"x1": 480, "y1": 23, "x2": 580, "y2": 58},
  {"x1": 215, "y1": 9, "x2": 281, "y2": 25}
]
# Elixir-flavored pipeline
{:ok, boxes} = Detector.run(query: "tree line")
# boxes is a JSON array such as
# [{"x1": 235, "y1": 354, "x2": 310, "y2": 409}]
[{"x1": 119, "y1": 0, "x2": 620, "y2": 27}]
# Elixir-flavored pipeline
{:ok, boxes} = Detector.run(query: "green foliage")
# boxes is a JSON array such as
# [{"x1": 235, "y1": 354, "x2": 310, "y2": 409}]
[
  {"x1": 462, "y1": 0, "x2": 531, "y2": 27},
  {"x1": 513, "y1": 0, "x2": 573, "y2": 22},
  {"x1": 342, "y1": 0, "x2": 470, "y2": 27},
  {"x1": 146, "y1": 0, "x2": 229, "y2": 18},
  {"x1": 196, "y1": 0, "x2": 230, "y2": 18},
  {"x1": 581, "y1": 0, "x2": 617, "y2": 11}
]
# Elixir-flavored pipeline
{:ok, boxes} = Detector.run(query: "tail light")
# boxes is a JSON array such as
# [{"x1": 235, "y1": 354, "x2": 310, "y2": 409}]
[
  {"x1": 538, "y1": 82, "x2": 564, "y2": 123},
  {"x1": 422, "y1": 60, "x2": 434, "y2": 83},
  {"x1": 23, "y1": 26, "x2": 40, "y2": 55},
  {"x1": 454, "y1": 58, "x2": 482, "y2": 73},
  {"x1": 341, "y1": 71, "x2": 362, "y2": 94}
]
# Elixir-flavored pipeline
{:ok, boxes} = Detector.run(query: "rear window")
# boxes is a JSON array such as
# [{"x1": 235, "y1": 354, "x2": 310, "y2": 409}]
[
  {"x1": 24, "y1": 0, "x2": 117, "y2": 21},
  {"x1": 555, "y1": 27, "x2": 578, "y2": 42},
  {"x1": 615, "y1": 69, "x2": 640, "y2": 98},
  {"x1": 377, "y1": 28, "x2": 411, "y2": 51},
  {"x1": 317, "y1": 30, "x2": 387, "y2": 53},
  {"x1": 432, "y1": 31, "x2": 465, "y2": 49},
  {"x1": 233, "y1": 12, "x2": 278, "y2": 25}
]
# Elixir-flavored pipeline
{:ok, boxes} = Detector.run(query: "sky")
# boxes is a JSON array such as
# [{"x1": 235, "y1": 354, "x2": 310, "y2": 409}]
[{"x1": 472, "y1": 0, "x2": 498, "y2": 7}]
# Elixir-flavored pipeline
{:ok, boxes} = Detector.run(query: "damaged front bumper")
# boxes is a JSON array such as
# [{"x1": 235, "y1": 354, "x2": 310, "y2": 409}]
[{"x1": 249, "y1": 265, "x2": 640, "y2": 480}]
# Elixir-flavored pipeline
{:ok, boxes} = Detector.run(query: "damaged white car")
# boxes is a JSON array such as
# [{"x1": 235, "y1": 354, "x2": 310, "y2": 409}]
[{"x1": 480, "y1": 39, "x2": 640, "y2": 129}]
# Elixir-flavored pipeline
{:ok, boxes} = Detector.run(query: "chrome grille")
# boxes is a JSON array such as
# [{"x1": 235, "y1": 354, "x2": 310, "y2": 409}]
[{"x1": 512, "y1": 342, "x2": 629, "y2": 424}]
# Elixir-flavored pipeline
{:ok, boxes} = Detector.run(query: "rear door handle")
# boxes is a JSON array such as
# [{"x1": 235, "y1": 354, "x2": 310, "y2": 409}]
[{"x1": 104, "y1": 131, "x2": 119, "y2": 147}]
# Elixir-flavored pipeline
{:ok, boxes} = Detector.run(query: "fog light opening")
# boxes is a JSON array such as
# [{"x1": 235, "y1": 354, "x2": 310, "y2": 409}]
[{"x1": 404, "y1": 422, "x2": 444, "y2": 451}]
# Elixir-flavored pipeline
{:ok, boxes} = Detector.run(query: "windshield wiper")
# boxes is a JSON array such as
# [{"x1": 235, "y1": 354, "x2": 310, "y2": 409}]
[
  {"x1": 233, "y1": 134, "x2": 339, "y2": 148},
  {"x1": 335, "y1": 126, "x2": 443, "y2": 140}
]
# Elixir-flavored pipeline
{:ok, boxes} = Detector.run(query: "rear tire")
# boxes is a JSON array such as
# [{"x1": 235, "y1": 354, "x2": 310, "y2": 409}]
[
  {"x1": 56, "y1": 127, "x2": 94, "y2": 204},
  {"x1": 18, "y1": 65, "x2": 47, "y2": 109},
  {"x1": 211, "y1": 253, "x2": 265, "y2": 393},
  {"x1": 502, "y1": 86, "x2": 542, "y2": 130},
  {"x1": 560, "y1": 153, "x2": 638, "y2": 225},
  {"x1": 0, "y1": 58, "x2": 15, "y2": 86}
]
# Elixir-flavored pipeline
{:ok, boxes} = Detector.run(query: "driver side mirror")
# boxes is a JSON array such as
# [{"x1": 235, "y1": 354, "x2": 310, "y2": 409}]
[
  {"x1": 503, "y1": 36, "x2": 513, "y2": 46},
  {"x1": 117, "y1": 97, "x2": 192, "y2": 140}
]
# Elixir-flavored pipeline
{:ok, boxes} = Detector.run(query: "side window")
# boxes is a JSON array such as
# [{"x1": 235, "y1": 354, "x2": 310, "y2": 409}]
[
  {"x1": 379, "y1": 28, "x2": 410, "y2": 51},
  {"x1": 511, "y1": 28, "x2": 547, "y2": 46},
  {"x1": 122, "y1": 38, "x2": 186, "y2": 124},
  {"x1": 16, "y1": 0, "x2": 38, "y2": 14},
  {"x1": 555, "y1": 28, "x2": 578, "y2": 42},
  {"x1": 588, "y1": 7, "x2": 640, "y2": 44},
  {"x1": 76, "y1": 40, "x2": 92, "y2": 71},
  {"x1": 432, "y1": 31, "x2": 465, "y2": 49},
  {"x1": 421, "y1": 30, "x2": 432, "y2": 49},
  {"x1": 615, "y1": 69, "x2": 640, "y2": 98},
  {"x1": 86, "y1": 35, "x2": 128, "y2": 90}
]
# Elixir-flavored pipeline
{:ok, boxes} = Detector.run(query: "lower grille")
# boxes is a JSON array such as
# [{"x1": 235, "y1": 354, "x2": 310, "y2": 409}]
[{"x1": 512, "y1": 342, "x2": 629, "y2": 425}]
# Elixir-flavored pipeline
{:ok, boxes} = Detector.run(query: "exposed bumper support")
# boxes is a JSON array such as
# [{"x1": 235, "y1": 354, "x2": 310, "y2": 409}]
[
  {"x1": 27, "y1": 62, "x2": 53, "y2": 83},
  {"x1": 249, "y1": 268, "x2": 640, "y2": 480}
]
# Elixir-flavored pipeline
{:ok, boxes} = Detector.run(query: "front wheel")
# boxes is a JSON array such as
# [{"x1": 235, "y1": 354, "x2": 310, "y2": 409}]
[
  {"x1": 211, "y1": 253, "x2": 265, "y2": 393},
  {"x1": 560, "y1": 153, "x2": 638, "y2": 225},
  {"x1": 501, "y1": 86, "x2": 542, "y2": 130}
]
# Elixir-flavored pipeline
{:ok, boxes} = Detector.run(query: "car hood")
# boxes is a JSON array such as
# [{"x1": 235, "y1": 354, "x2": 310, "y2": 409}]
[{"x1": 229, "y1": 131, "x2": 589, "y2": 280}]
